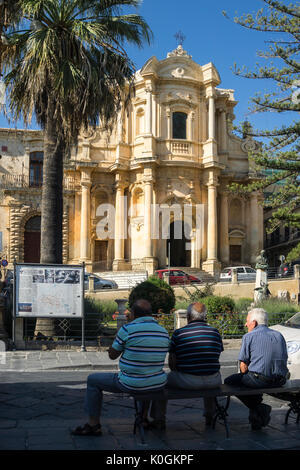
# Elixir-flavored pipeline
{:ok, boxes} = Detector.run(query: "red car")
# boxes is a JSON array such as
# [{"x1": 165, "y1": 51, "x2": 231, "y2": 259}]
[{"x1": 155, "y1": 269, "x2": 201, "y2": 285}]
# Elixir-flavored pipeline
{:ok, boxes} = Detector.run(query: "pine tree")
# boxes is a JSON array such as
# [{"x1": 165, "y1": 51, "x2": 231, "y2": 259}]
[{"x1": 224, "y1": 1, "x2": 300, "y2": 262}]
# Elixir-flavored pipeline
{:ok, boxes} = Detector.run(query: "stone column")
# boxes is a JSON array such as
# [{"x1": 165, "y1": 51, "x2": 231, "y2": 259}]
[
  {"x1": 208, "y1": 95, "x2": 216, "y2": 141},
  {"x1": 145, "y1": 85, "x2": 152, "y2": 135},
  {"x1": 80, "y1": 170, "x2": 92, "y2": 262},
  {"x1": 143, "y1": 179, "x2": 153, "y2": 258},
  {"x1": 152, "y1": 92, "x2": 157, "y2": 137},
  {"x1": 207, "y1": 181, "x2": 218, "y2": 260},
  {"x1": 114, "y1": 182, "x2": 126, "y2": 261},
  {"x1": 142, "y1": 167, "x2": 156, "y2": 275},
  {"x1": 220, "y1": 191, "x2": 230, "y2": 264},
  {"x1": 166, "y1": 107, "x2": 171, "y2": 140},
  {"x1": 202, "y1": 172, "x2": 221, "y2": 275},
  {"x1": 219, "y1": 108, "x2": 228, "y2": 153},
  {"x1": 250, "y1": 192, "x2": 260, "y2": 263}
]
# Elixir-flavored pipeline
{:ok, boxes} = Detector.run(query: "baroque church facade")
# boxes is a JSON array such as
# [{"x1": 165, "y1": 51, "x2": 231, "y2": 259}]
[{"x1": 0, "y1": 45, "x2": 263, "y2": 275}]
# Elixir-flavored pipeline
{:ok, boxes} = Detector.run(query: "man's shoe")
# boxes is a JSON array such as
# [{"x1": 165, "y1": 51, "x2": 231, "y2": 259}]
[
  {"x1": 149, "y1": 420, "x2": 166, "y2": 430},
  {"x1": 257, "y1": 404, "x2": 272, "y2": 427},
  {"x1": 249, "y1": 404, "x2": 272, "y2": 430},
  {"x1": 249, "y1": 408, "x2": 263, "y2": 430},
  {"x1": 205, "y1": 416, "x2": 213, "y2": 426}
]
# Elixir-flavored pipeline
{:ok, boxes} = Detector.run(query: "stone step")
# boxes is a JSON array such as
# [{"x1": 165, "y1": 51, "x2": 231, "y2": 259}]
[{"x1": 94, "y1": 271, "x2": 148, "y2": 290}]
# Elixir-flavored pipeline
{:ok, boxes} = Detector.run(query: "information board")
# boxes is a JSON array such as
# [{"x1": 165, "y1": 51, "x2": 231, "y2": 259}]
[{"x1": 15, "y1": 264, "x2": 84, "y2": 318}]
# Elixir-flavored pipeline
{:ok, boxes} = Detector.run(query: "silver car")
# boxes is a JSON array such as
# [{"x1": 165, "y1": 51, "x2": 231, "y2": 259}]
[
  {"x1": 220, "y1": 266, "x2": 256, "y2": 282},
  {"x1": 270, "y1": 312, "x2": 300, "y2": 379},
  {"x1": 84, "y1": 274, "x2": 118, "y2": 290}
]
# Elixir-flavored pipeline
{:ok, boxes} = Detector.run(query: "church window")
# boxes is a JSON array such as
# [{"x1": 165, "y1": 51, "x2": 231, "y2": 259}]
[
  {"x1": 29, "y1": 151, "x2": 43, "y2": 187},
  {"x1": 136, "y1": 108, "x2": 144, "y2": 136},
  {"x1": 172, "y1": 112, "x2": 187, "y2": 139}
]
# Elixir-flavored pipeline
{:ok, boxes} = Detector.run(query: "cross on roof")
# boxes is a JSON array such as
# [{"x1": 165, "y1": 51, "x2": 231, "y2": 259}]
[{"x1": 174, "y1": 30, "x2": 186, "y2": 46}]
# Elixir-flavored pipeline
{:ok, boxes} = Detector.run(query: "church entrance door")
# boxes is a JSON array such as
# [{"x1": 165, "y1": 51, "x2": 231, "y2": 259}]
[
  {"x1": 24, "y1": 216, "x2": 41, "y2": 263},
  {"x1": 167, "y1": 221, "x2": 191, "y2": 267}
]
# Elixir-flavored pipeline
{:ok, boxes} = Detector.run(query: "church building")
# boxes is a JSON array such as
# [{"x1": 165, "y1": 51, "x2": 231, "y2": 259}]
[{"x1": 0, "y1": 44, "x2": 264, "y2": 276}]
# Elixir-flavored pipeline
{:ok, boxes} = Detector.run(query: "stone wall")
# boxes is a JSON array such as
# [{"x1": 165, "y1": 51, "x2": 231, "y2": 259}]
[{"x1": 87, "y1": 277, "x2": 300, "y2": 304}]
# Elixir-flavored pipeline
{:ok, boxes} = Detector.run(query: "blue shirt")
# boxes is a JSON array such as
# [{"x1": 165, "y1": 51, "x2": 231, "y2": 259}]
[
  {"x1": 170, "y1": 321, "x2": 224, "y2": 376},
  {"x1": 239, "y1": 325, "x2": 288, "y2": 377},
  {"x1": 112, "y1": 316, "x2": 170, "y2": 392}
]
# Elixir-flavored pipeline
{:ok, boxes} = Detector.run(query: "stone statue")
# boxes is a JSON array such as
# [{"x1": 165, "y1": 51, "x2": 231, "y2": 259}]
[
  {"x1": 254, "y1": 281, "x2": 271, "y2": 304},
  {"x1": 255, "y1": 250, "x2": 268, "y2": 271}
]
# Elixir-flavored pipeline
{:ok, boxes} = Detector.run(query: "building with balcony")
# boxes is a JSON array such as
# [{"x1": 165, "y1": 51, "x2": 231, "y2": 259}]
[{"x1": 0, "y1": 44, "x2": 264, "y2": 275}]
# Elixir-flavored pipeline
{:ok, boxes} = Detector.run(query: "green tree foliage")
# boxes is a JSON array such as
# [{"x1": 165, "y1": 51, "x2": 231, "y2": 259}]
[
  {"x1": 1, "y1": 0, "x2": 151, "y2": 337},
  {"x1": 1, "y1": 0, "x2": 152, "y2": 264},
  {"x1": 128, "y1": 275, "x2": 176, "y2": 315},
  {"x1": 224, "y1": 1, "x2": 300, "y2": 261}
]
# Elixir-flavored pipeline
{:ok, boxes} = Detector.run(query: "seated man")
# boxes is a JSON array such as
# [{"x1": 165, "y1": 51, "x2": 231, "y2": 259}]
[
  {"x1": 71, "y1": 299, "x2": 170, "y2": 436},
  {"x1": 224, "y1": 308, "x2": 289, "y2": 430},
  {"x1": 150, "y1": 302, "x2": 224, "y2": 427}
]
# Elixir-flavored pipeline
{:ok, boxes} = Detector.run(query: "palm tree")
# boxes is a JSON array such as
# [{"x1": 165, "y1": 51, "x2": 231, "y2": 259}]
[
  {"x1": 3, "y1": 0, "x2": 152, "y2": 337},
  {"x1": 0, "y1": 0, "x2": 23, "y2": 104}
]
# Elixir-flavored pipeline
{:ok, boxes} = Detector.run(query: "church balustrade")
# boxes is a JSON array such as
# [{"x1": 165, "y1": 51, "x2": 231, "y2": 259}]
[{"x1": 171, "y1": 140, "x2": 191, "y2": 155}]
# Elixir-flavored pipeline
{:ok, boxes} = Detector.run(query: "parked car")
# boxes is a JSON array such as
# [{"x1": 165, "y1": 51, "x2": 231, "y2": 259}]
[
  {"x1": 220, "y1": 266, "x2": 256, "y2": 282},
  {"x1": 84, "y1": 273, "x2": 118, "y2": 290},
  {"x1": 155, "y1": 269, "x2": 201, "y2": 285},
  {"x1": 270, "y1": 312, "x2": 300, "y2": 379}
]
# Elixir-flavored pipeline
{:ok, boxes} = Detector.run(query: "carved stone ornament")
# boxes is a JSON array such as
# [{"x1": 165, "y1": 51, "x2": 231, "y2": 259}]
[
  {"x1": 81, "y1": 127, "x2": 97, "y2": 140},
  {"x1": 172, "y1": 67, "x2": 185, "y2": 78},
  {"x1": 241, "y1": 137, "x2": 260, "y2": 154},
  {"x1": 167, "y1": 44, "x2": 192, "y2": 59}
]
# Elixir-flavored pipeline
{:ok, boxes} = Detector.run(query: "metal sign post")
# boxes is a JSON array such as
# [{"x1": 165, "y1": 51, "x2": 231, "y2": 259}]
[
  {"x1": 12, "y1": 259, "x2": 16, "y2": 350},
  {"x1": 81, "y1": 262, "x2": 86, "y2": 352}
]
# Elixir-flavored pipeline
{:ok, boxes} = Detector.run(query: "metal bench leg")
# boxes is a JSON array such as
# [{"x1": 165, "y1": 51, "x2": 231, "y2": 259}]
[
  {"x1": 133, "y1": 399, "x2": 147, "y2": 445},
  {"x1": 285, "y1": 394, "x2": 300, "y2": 425},
  {"x1": 212, "y1": 396, "x2": 231, "y2": 438}
]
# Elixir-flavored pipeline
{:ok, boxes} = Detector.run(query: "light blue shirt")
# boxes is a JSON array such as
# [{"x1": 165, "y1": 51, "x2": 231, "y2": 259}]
[
  {"x1": 239, "y1": 325, "x2": 288, "y2": 377},
  {"x1": 112, "y1": 316, "x2": 170, "y2": 392}
]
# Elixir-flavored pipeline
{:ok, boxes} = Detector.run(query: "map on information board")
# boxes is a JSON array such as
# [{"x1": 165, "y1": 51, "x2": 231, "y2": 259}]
[{"x1": 15, "y1": 264, "x2": 84, "y2": 318}]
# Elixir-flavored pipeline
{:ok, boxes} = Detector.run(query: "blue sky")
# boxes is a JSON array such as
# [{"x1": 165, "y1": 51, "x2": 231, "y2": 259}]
[{"x1": 0, "y1": 0, "x2": 288, "y2": 133}]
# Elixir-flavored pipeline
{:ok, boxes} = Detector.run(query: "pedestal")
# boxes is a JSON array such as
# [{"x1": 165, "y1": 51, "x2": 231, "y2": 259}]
[
  {"x1": 254, "y1": 268, "x2": 268, "y2": 304},
  {"x1": 202, "y1": 259, "x2": 221, "y2": 277},
  {"x1": 115, "y1": 298, "x2": 128, "y2": 331},
  {"x1": 174, "y1": 309, "x2": 188, "y2": 330},
  {"x1": 255, "y1": 268, "x2": 267, "y2": 289},
  {"x1": 143, "y1": 257, "x2": 158, "y2": 276}
]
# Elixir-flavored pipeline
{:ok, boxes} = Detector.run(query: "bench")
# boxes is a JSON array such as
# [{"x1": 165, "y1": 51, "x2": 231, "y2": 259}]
[{"x1": 131, "y1": 381, "x2": 300, "y2": 444}]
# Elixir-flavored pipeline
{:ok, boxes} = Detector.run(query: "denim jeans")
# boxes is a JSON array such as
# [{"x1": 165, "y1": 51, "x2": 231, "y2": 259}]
[
  {"x1": 84, "y1": 373, "x2": 128, "y2": 418},
  {"x1": 224, "y1": 371, "x2": 285, "y2": 409}
]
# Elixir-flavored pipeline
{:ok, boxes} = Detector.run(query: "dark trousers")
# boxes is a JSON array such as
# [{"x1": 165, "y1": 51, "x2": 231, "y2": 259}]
[{"x1": 224, "y1": 371, "x2": 285, "y2": 409}]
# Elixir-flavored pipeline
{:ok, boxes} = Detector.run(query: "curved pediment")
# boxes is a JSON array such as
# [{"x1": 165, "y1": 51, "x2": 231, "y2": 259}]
[
  {"x1": 157, "y1": 56, "x2": 203, "y2": 83},
  {"x1": 139, "y1": 50, "x2": 221, "y2": 88}
]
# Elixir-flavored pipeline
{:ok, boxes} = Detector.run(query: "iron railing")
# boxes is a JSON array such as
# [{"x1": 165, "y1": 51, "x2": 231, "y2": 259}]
[
  {"x1": 18, "y1": 310, "x2": 296, "y2": 342},
  {"x1": 0, "y1": 173, "x2": 76, "y2": 191}
]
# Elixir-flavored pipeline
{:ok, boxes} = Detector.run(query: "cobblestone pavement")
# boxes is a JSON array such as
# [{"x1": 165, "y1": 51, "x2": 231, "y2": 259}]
[{"x1": 0, "y1": 363, "x2": 300, "y2": 452}]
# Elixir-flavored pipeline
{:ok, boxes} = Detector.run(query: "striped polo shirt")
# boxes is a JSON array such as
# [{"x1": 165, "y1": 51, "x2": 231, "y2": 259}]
[
  {"x1": 112, "y1": 316, "x2": 170, "y2": 392},
  {"x1": 170, "y1": 320, "x2": 224, "y2": 376},
  {"x1": 239, "y1": 325, "x2": 288, "y2": 377}
]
